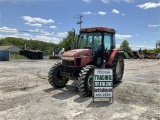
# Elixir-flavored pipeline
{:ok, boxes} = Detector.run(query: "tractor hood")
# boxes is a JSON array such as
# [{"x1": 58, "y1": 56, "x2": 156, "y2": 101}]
[{"x1": 62, "y1": 49, "x2": 92, "y2": 57}]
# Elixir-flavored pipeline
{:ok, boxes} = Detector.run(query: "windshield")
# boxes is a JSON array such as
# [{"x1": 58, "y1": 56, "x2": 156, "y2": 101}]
[{"x1": 78, "y1": 33, "x2": 102, "y2": 50}]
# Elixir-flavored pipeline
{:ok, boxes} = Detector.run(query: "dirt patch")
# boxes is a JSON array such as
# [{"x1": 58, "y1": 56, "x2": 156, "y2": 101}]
[
  {"x1": 0, "y1": 93, "x2": 42, "y2": 111},
  {"x1": 1, "y1": 85, "x2": 38, "y2": 92},
  {"x1": 0, "y1": 59, "x2": 160, "y2": 120}
]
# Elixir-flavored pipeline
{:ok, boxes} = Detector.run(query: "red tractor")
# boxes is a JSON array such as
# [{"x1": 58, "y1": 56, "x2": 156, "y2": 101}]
[{"x1": 48, "y1": 27, "x2": 124, "y2": 96}]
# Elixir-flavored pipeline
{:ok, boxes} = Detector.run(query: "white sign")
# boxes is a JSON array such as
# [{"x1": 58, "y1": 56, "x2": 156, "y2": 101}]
[{"x1": 93, "y1": 69, "x2": 113, "y2": 98}]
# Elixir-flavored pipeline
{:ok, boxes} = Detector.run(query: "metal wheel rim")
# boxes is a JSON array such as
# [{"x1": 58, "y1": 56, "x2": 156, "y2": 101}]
[
  {"x1": 56, "y1": 70, "x2": 66, "y2": 83},
  {"x1": 116, "y1": 59, "x2": 122, "y2": 78},
  {"x1": 87, "y1": 73, "x2": 93, "y2": 91}
]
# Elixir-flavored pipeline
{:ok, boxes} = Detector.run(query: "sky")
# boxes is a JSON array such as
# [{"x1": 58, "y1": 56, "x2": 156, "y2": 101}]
[{"x1": 0, "y1": 0, "x2": 160, "y2": 50}]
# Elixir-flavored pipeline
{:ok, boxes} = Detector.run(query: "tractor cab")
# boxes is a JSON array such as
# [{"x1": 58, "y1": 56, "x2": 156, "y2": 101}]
[
  {"x1": 78, "y1": 27, "x2": 116, "y2": 67},
  {"x1": 61, "y1": 27, "x2": 116, "y2": 77}
]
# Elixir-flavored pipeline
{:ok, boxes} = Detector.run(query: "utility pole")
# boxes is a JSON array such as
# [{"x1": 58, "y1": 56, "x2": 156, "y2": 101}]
[{"x1": 77, "y1": 15, "x2": 83, "y2": 30}]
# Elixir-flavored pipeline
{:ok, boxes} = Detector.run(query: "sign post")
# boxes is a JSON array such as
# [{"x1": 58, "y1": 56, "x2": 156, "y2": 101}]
[{"x1": 92, "y1": 69, "x2": 113, "y2": 102}]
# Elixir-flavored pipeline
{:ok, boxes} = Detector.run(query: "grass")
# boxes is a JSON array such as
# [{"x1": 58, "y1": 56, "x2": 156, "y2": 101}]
[{"x1": 10, "y1": 54, "x2": 27, "y2": 60}]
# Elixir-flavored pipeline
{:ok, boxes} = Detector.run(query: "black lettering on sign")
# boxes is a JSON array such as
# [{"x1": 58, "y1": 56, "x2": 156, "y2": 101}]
[
  {"x1": 97, "y1": 70, "x2": 111, "y2": 74},
  {"x1": 94, "y1": 88, "x2": 112, "y2": 92},
  {"x1": 94, "y1": 82, "x2": 113, "y2": 87},
  {"x1": 95, "y1": 75, "x2": 112, "y2": 80},
  {"x1": 95, "y1": 93, "x2": 102, "y2": 96}
]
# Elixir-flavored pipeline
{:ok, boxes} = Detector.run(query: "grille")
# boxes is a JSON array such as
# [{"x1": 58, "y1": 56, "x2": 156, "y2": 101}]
[{"x1": 62, "y1": 60, "x2": 74, "y2": 66}]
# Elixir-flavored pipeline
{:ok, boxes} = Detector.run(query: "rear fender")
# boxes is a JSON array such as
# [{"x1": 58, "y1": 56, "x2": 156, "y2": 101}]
[{"x1": 107, "y1": 49, "x2": 119, "y2": 65}]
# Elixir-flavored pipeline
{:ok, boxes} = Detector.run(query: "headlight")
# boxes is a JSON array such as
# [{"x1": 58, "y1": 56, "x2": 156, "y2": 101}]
[{"x1": 61, "y1": 57, "x2": 74, "y2": 60}]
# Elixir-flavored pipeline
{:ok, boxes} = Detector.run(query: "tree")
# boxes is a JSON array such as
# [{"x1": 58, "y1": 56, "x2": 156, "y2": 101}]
[
  {"x1": 120, "y1": 40, "x2": 131, "y2": 52},
  {"x1": 156, "y1": 40, "x2": 160, "y2": 48},
  {"x1": 143, "y1": 49, "x2": 147, "y2": 54},
  {"x1": 0, "y1": 37, "x2": 57, "y2": 55},
  {"x1": 58, "y1": 31, "x2": 78, "y2": 51},
  {"x1": 155, "y1": 48, "x2": 160, "y2": 53},
  {"x1": 139, "y1": 48, "x2": 143, "y2": 54}
]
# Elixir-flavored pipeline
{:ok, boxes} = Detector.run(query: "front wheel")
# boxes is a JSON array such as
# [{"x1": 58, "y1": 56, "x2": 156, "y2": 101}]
[
  {"x1": 48, "y1": 62, "x2": 68, "y2": 88},
  {"x1": 77, "y1": 65, "x2": 95, "y2": 97}
]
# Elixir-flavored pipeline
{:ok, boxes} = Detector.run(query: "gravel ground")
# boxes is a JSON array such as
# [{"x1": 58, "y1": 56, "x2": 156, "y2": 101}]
[{"x1": 0, "y1": 59, "x2": 160, "y2": 120}]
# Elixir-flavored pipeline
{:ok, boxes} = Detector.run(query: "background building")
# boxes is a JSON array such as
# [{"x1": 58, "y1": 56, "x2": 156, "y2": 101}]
[{"x1": 0, "y1": 45, "x2": 21, "y2": 54}]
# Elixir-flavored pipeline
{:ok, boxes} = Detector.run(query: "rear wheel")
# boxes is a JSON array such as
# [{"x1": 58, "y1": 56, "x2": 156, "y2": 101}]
[
  {"x1": 48, "y1": 62, "x2": 69, "y2": 88},
  {"x1": 77, "y1": 65, "x2": 95, "y2": 97},
  {"x1": 112, "y1": 56, "x2": 124, "y2": 83}
]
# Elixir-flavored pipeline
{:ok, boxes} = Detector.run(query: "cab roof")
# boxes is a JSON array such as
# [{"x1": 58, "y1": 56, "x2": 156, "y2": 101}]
[{"x1": 80, "y1": 26, "x2": 115, "y2": 34}]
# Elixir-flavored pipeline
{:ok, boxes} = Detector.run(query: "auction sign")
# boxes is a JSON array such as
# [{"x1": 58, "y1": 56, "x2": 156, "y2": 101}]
[{"x1": 92, "y1": 69, "x2": 113, "y2": 101}]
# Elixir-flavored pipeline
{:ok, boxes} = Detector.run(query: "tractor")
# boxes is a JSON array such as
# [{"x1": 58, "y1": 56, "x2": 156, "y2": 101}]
[{"x1": 48, "y1": 27, "x2": 124, "y2": 97}]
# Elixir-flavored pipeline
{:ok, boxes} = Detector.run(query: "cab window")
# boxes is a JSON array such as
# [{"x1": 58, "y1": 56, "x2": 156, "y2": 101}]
[{"x1": 104, "y1": 33, "x2": 111, "y2": 50}]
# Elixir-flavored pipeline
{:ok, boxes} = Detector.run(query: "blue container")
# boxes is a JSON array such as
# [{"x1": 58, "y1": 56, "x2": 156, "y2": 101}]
[{"x1": 0, "y1": 51, "x2": 10, "y2": 61}]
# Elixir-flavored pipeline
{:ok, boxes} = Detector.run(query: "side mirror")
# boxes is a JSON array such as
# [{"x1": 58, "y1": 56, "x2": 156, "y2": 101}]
[
  {"x1": 72, "y1": 28, "x2": 75, "y2": 41},
  {"x1": 71, "y1": 28, "x2": 76, "y2": 50}
]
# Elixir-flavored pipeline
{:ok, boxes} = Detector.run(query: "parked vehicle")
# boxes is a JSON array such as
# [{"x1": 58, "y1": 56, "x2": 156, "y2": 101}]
[{"x1": 48, "y1": 27, "x2": 124, "y2": 96}]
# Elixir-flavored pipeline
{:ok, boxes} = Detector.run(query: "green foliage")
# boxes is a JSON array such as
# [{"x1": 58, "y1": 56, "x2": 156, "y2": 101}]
[
  {"x1": 139, "y1": 48, "x2": 143, "y2": 54},
  {"x1": 155, "y1": 48, "x2": 160, "y2": 53},
  {"x1": 156, "y1": 40, "x2": 160, "y2": 48},
  {"x1": 58, "y1": 31, "x2": 78, "y2": 51},
  {"x1": 120, "y1": 40, "x2": 131, "y2": 52},
  {"x1": 143, "y1": 49, "x2": 147, "y2": 54},
  {"x1": 143, "y1": 48, "x2": 160, "y2": 54},
  {"x1": 0, "y1": 37, "x2": 57, "y2": 55},
  {"x1": 10, "y1": 54, "x2": 27, "y2": 59},
  {"x1": 146, "y1": 49, "x2": 155, "y2": 53},
  {"x1": 149, "y1": 48, "x2": 160, "y2": 54}
]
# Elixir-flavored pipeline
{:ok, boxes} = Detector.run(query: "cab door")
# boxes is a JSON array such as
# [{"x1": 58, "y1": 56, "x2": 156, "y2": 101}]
[{"x1": 103, "y1": 33, "x2": 115, "y2": 62}]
